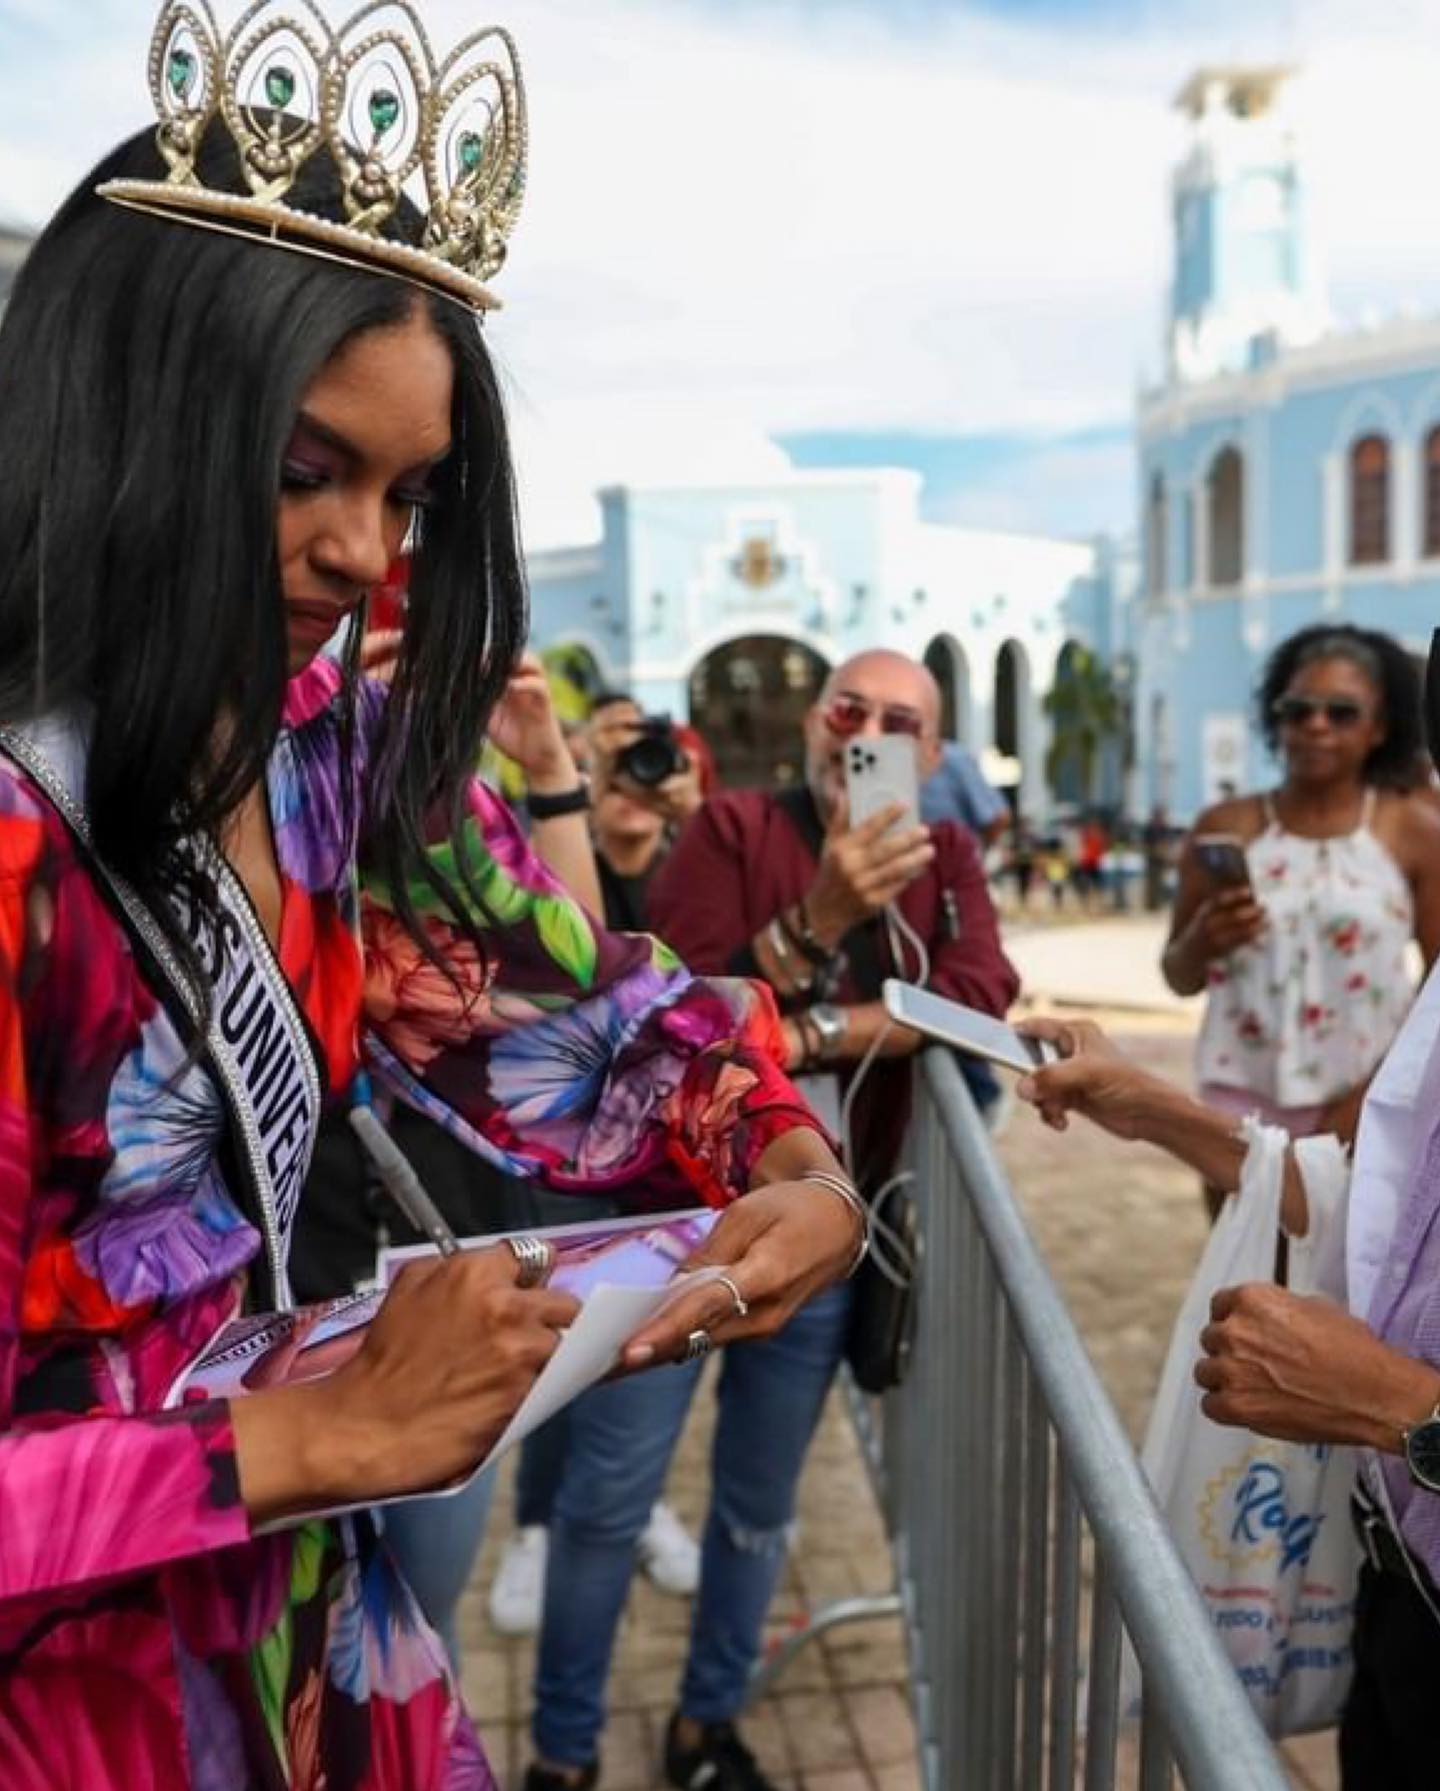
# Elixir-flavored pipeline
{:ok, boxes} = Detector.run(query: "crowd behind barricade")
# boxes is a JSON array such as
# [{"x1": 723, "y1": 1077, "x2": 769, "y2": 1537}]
[
  {"x1": 345, "y1": 618, "x2": 1019, "y2": 1791},
  {"x1": 455, "y1": 614, "x2": 1440, "y2": 1790}
]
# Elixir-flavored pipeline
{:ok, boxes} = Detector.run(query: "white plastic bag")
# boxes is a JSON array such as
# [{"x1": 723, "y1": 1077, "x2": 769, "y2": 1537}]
[{"x1": 1131, "y1": 1121, "x2": 1358, "y2": 1736}]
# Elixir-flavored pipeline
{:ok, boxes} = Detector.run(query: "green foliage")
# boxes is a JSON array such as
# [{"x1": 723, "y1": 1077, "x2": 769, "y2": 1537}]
[{"x1": 1043, "y1": 645, "x2": 1122, "y2": 803}]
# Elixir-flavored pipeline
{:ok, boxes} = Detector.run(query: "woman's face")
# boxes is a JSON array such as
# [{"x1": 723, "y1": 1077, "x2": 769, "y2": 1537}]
[
  {"x1": 276, "y1": 306, "x2": 454, "y2": 674},
  {"x1": 1276, "y1": 654, "x2": 1386, "y2": 787}
]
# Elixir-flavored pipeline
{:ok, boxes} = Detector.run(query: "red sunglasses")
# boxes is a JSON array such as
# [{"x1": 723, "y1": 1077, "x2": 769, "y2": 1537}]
[{"x1": 821, "y1": 693, "x2": 925, "y2": 740}]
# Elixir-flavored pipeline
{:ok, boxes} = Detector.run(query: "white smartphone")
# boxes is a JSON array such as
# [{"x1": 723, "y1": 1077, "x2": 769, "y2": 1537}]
[
  {"x1": 882, "y1": 979, "x2": 1061, "y2": 1074},
  {"x1": 844, "y1": 735, "x2": 920, "y2": 830}
]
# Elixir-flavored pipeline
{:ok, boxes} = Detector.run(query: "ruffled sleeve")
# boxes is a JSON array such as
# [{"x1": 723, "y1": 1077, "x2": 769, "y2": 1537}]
[
  {"x1": 0, "y1": 785, "x2": 252, "y2": 1615},
  {"x1": 361, "y1": 775, "x2": 821, "y2": 1209}
]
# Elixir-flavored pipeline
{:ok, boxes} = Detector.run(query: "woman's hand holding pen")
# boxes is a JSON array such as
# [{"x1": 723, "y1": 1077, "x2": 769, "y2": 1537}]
[{"x1": 232, "y1": 1246, "x2": 579, "y2": 1523}]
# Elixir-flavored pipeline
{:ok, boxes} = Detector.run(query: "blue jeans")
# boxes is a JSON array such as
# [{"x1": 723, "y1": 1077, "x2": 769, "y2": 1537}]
[
  {"x1": 532, "y1": 1280, "x2": 854, "y2": 1765},
  {"x1": 382, "y1": 1188, "x2": 619, "y2": 1663},
  {"x1": 516, "y1": 1411, "x2": 573, "y2": 1528},
  {"x1": 383, "y1": 1468, "x2": 497, "y2": 1664}
]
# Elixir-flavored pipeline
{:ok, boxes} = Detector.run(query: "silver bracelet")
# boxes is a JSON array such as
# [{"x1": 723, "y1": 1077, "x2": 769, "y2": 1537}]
[
  {"x1": 798, "y1": 1168, "x2": 871, "y2": 1276},
  {"x1": 767, "y1": 916, "x2": 814, "y2": 992}
]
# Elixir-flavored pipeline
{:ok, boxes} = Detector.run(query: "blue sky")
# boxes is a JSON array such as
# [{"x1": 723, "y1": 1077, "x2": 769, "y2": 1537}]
[{"x1": 2, "y1": 0, "x2": 1437, "y2": 545}]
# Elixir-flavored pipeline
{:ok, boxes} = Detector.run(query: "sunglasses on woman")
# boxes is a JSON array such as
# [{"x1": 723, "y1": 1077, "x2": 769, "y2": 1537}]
[
  {"x1": 821, "y1": 692, "x2": 926, "y2": 739},
  {"x1": 1273, "y1": 696, "x2": 1367, "y2": 729}
]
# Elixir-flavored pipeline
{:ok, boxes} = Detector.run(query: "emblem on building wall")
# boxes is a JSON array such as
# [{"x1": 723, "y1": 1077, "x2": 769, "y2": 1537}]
[{"x1": 731, "y1": 533, "x2": 789, "y2": 589}]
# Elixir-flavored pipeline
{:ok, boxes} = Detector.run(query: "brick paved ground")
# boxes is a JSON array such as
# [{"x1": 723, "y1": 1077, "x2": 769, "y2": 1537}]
[
  {"x1": 461, "y1": 917, "x2": 1340, "y2": 1789},
  {"x1": 461, "y1": 1378, "x2": 918, "y2": 1790}
]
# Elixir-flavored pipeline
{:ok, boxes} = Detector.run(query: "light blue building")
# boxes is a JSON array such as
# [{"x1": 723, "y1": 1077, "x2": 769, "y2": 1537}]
[
  {"x1": 1134, "y1": 67, "x2": 1440, "y2": 817},
  {"x1": 528, "y1": 468, "x2": 1109, "y2": 808}
]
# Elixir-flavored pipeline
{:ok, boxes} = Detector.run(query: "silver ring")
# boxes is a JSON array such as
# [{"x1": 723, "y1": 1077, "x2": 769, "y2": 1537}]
[
  {"x1": 714, "y1": 1272, "x2": 749, "y2": 1320},
  {"x1": 681, "y1": 1328, "x2": 713, "y2": 1364},
  {"x1": 508, "y1": 1235, "x2": 552, "y2": 1290}
]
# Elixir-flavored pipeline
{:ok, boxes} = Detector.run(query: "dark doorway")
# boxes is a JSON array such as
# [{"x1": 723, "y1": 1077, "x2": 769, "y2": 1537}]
[{"x1": 688, "y1": 635, "x2": 830, "y2": 788}]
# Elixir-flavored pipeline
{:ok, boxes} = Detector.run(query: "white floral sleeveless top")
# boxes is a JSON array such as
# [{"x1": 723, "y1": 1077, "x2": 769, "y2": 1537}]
[{"x1": 1195, "y1": 790, "x2": 1415, "y2": 1106}]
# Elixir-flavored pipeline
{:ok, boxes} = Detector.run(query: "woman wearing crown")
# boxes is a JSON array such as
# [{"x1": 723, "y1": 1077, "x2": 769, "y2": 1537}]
[{"x1": 0, "y1": 6, "x2": 861, "y2": 1786}]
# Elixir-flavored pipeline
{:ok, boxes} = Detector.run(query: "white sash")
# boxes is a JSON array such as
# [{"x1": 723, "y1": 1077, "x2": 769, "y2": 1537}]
[{"x1": 0, "y1": 716, "x2": 323, "y2": 1308}]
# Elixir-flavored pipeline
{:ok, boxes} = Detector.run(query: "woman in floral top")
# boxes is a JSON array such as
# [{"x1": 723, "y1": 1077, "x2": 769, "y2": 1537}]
[
  {"x1": 0, "y1": 118, "x2": 857, "y2": 1789},
  {"x1": 1163, "y1": 626, "x2": 1440, "y2": 1202}
]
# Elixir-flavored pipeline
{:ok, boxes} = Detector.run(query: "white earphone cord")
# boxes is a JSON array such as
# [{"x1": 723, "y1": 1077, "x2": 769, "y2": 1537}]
[{"x1": 835, "y1": 902, "x2": 931, "y2": 1289}]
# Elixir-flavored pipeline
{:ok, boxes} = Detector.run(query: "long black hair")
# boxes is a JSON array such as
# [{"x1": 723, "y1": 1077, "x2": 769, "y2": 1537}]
[
  {"x1": 1256, "y1": 623, "x2": 1424, "y2": 789},
  {"x1": 0, "y1": 120, "x2": 527, "y2": 985}
]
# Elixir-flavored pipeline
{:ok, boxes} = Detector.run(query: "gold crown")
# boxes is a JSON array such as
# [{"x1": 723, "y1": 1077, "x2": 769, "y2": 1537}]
[{"x1": 99, "y1": 1, "x2": 527, "y2": 312}]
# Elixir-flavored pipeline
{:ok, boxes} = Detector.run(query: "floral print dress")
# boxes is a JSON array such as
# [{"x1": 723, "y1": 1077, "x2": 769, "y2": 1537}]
[
  {"x1": 1196, "y1": 789, "x2": 1415, "y2": 1115},
  {"x1": 0, "y1": 659, "x2": 818, "y2": 1790}
]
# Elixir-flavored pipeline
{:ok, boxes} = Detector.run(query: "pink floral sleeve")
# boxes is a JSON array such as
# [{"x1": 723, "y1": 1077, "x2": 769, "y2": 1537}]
[{"x1": 0, "y1": 811, "x2": 252, "y2": 1617}]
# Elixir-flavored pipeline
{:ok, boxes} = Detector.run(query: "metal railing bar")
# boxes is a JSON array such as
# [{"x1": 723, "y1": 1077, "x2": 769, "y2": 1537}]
[
  {"x1": 1048, "y1": 1467, "x2": 1081, "y2": 1791},
  {"x1": 1020, "y1": 1367, "x2": 1050, "y2": 1791},
  {"x1": 973, "y1": 1235, "x2": 1000, "y2": 1786},
  {"x1": 748, "y1": 1593, "x2": 904, "y2": 1701},
  {"x1": 937, "y1": 1099, "x2": 967, "y2": 1782},
  {"x1": 1084, "y1": 1562, "x2": 1122, "y2": 1791},
  {"x1": 995, "y1": 1307, "x2": 1023, "y2": 1789},
  {"x1": 1138, "y1": 1688, "x2": 1174, "y2": 1791},
  {"x1": 921, "y1": 1049, "x2": 1288, "y2": 1791}
]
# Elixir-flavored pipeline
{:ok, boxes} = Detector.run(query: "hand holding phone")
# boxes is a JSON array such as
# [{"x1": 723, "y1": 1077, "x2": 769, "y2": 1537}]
[
  {"x1": 844, "y1": 737, "x2": 919, "y2": 832},
  {"x1": 802, "y1": 753, "x2": 936, "y2": 948},
  {"x1": 1193, "y1": 833, "x2": 1252, "y2": 891},
  {"x1": 882, "y1": 981, "x2": 1060, "y2": 1074},
  {"x1": 1183, "y1": 833, "x2": 1266, "y2": 964}
]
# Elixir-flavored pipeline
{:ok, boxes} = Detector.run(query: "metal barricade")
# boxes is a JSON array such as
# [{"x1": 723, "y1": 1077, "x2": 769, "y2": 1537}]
[{"x1": 754, "y1": 1046, "x2": 1290, "y2": 1791}]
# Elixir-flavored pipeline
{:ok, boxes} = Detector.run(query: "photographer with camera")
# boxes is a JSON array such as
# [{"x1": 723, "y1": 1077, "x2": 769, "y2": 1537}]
[{"x1": 588, "y1": 691, "x2": 709, "y2": 844}]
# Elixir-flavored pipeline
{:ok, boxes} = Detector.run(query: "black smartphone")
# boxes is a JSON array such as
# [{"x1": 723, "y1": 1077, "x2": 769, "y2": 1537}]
[{"x1": 1193, "y1": 833, "x2": 1252, "y2": 892}]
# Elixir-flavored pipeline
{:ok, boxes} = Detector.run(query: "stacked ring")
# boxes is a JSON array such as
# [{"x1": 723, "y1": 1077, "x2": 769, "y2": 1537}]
[{"x1": 508, "y1": 1235, "x2": 552, "y2": 1289}]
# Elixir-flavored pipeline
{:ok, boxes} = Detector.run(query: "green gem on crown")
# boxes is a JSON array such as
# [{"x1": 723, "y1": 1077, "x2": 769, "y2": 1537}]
[
  {"x1": 167, "y1": 46, "x2": 197, "y2": 101},
  {"x1": 458, "y1": 131, "x2": 484, "y2": 174},
  {"x1": 265, "y1": 65, "x2": 296, "y2": 109},
  {"x1": 369, "y1": 89, "x2": 401, "y2": 135}
]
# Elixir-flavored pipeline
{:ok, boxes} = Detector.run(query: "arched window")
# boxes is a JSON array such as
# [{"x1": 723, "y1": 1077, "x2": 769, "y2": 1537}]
[
  {"x1": 1146, "y1": 473, "x2": 1167, "y2": 598},
  {"x1": 1425, "y1": 427, "x2": 1440, "y2": 559},
  {"x1": 1349, "y1": 434, "x2": 1390, "y2": 564},
  {"x1": 1207, "y1": 446, "x2": 1244, "y2": 588}
]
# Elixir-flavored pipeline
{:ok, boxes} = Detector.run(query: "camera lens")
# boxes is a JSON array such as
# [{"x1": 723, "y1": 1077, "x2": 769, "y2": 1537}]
[{"x1": 616, "y1": 719, "x2": 686, "y2": 787}]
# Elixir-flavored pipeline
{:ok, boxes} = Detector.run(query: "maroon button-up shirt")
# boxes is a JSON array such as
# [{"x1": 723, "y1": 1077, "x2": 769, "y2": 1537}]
[{"x1": 648, "y1": 788, "x2": 1019, "y2": 1189}]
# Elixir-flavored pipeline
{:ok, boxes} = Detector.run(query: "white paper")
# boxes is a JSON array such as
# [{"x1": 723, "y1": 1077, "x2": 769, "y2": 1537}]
[{"x1": 479, "y1": 1267, "x2": 722, "y2": 1468}]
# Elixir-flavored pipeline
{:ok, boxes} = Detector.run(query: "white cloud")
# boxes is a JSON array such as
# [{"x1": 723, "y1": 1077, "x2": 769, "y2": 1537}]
[
  {"x1": 935, "y1": 434, "x2": 1137, "y2": 539},
  {"x1": 5, "y1": 0, "x2": 1440, "y2": 539}
]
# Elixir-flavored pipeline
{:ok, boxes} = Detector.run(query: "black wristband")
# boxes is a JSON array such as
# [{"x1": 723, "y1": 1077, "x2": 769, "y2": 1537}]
[{"x1": 527, "y1": 782, "x2": 591, "y2": 820}]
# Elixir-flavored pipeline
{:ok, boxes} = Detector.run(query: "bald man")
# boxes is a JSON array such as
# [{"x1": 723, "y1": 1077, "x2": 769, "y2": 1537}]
[
  {"x1": 523, "y1": 649, "x2": 1017, "y2": 1791},
  {"x1": 651, "y1": 646, "x2": 1018, "y2": 1183}
]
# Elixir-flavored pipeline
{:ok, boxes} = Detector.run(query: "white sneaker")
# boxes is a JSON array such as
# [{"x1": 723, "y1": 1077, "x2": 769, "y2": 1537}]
[
  {"x1": 488, "y1": 1524, "x2": 547, "y2": 1636},
  {"x1": 637, "y1": 1501, "x2": 700, "y2": 1597}
]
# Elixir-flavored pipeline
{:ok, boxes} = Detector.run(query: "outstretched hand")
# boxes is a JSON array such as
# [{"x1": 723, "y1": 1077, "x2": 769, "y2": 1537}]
[
  {"x1": 620, "y1": 1183, "x2": 862, "y2": 1369},
  {"x1": 1014, "y1": 1016, "x2": 1168, "y2": 1138}
]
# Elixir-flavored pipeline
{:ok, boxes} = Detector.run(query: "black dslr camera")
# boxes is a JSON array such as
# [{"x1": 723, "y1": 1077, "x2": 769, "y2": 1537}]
[{"x1": 616, "y1": 714, "x2": 689, "y2": 788}]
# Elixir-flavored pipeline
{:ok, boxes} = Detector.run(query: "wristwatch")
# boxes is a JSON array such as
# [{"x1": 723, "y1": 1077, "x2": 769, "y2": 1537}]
[
  {"x1": 807, "y1": 1003, "x2": 848, "y2": 1062},
  {"x1": 1404, "y1": 1401, "x2": 1440, "y2": 1493}
]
